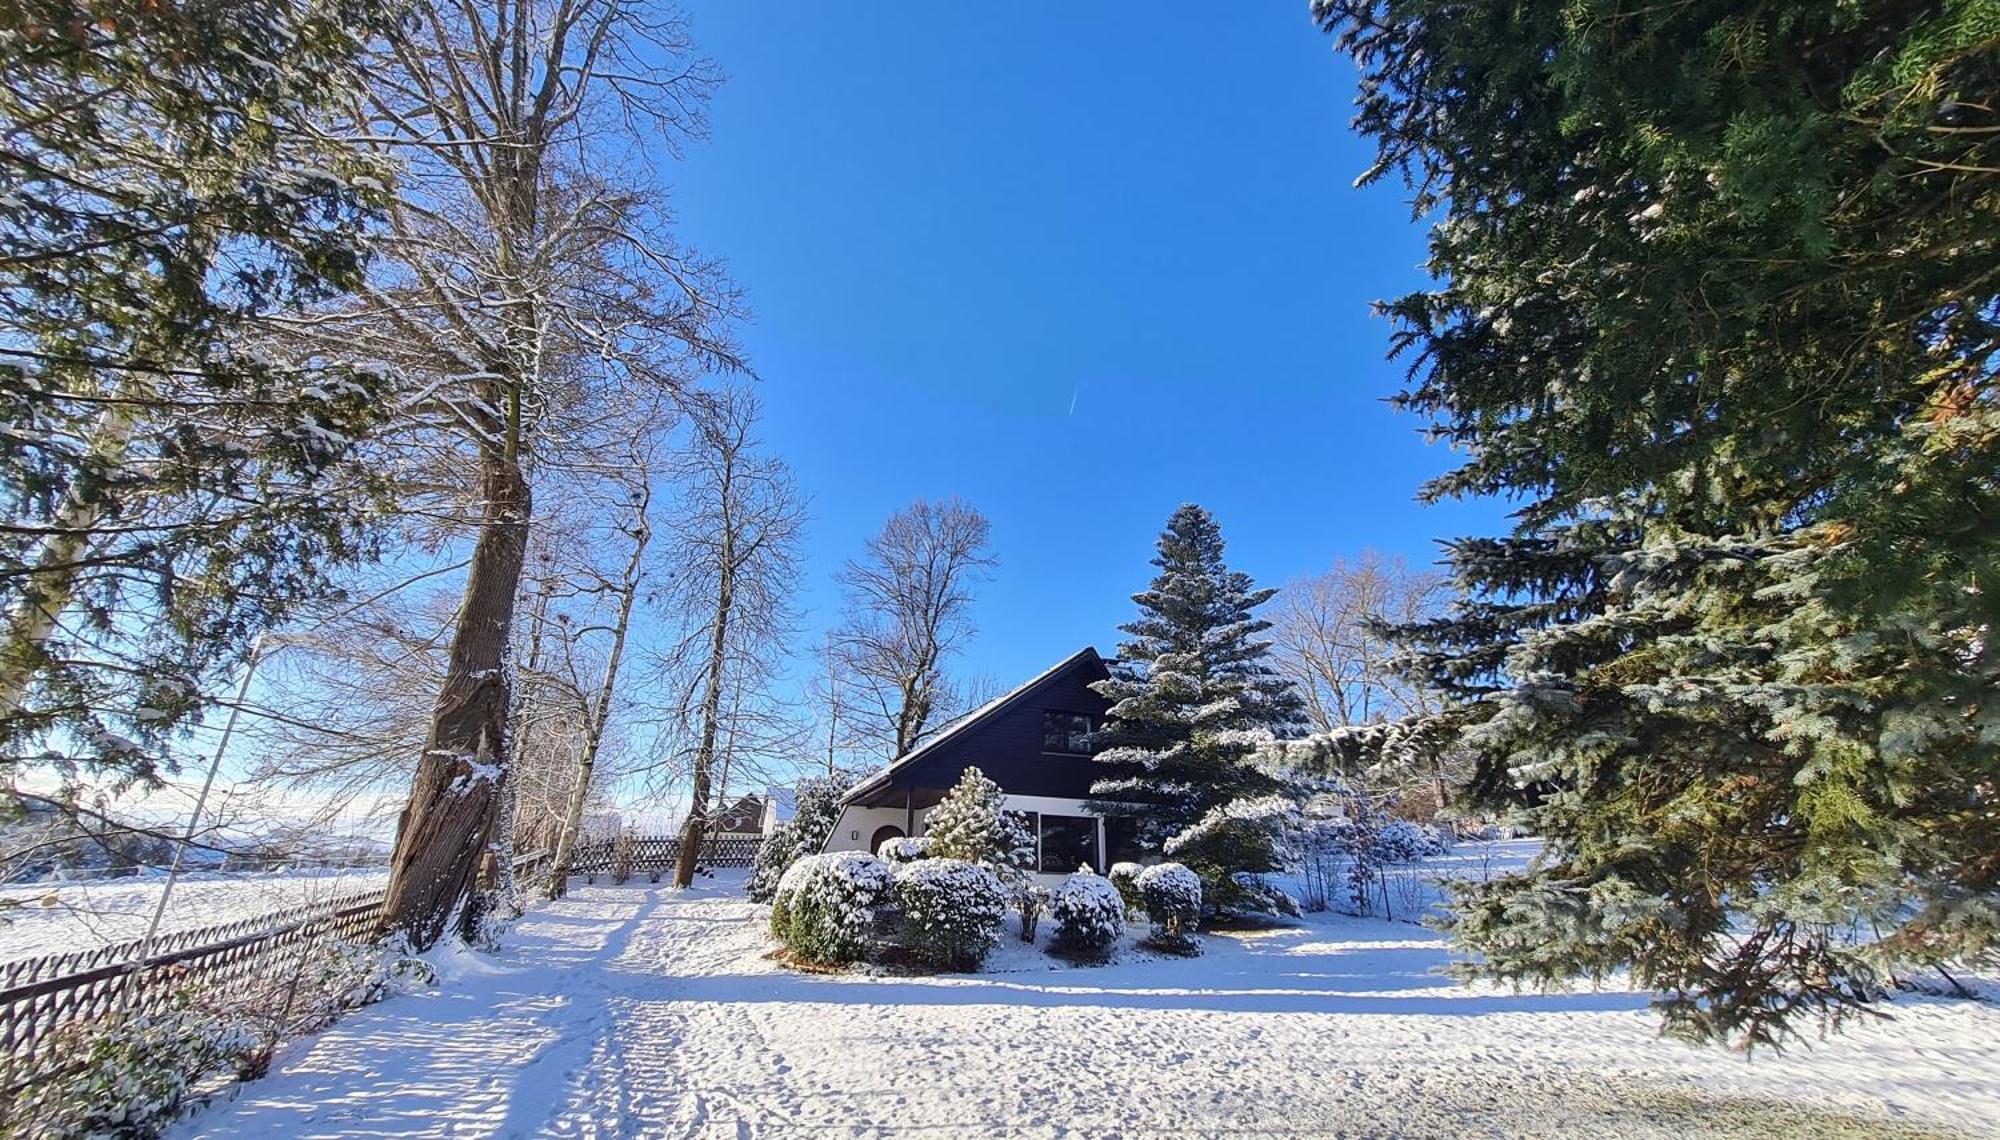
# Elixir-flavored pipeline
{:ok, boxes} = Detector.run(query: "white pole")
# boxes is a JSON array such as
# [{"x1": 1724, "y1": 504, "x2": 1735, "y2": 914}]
[{"x1": 134, "y1": 633, "x2": 264, "y2": 964}]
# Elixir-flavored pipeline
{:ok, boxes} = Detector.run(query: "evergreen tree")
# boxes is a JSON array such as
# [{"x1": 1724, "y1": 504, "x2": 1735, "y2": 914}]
[
  {"x1": 924, "y1": 766, "x2": 1034, "y2": 872},
  {"x1": 0, "y1": 0, "x2": 395, "y2": 787},
  {"x1": 1090, "y1": 505, "x2": 1305, "y2": 893},
  {"x1": 1318, "y1": 0, "x2": 1999, "y2": 1047},
  {"x1": 748, "y1": 773, "x2": 855, "y2": 903}
]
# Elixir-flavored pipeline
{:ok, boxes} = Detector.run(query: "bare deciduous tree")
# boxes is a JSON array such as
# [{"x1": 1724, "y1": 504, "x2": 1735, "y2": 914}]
[
  {"x1": 277, "y1": 0, "x2": 741, "y2": 948},
  {"x1": 651, "y1": 390, "x2": 805, "y2": 888},
  {"x1": 1269, "y1": 551, "x2": 1448, "y2": 731},
  {"x1": 833, "y1": 497, "x2": 996, "y2": 759},
  {"x1": 538, "y1": 444, "x2": 654, "y2": 899}
]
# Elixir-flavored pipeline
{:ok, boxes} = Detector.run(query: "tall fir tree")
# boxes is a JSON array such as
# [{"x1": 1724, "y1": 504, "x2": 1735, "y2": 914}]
[
  {"x1": 1090, "y1": 505, "x2": 1305, "y2": 892},
  {"x1": 1317, "y1": 0, "x2": 1998, "y2": 1047}
]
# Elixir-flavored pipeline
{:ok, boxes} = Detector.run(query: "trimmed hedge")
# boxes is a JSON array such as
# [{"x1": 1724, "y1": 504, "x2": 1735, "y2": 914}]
[
  {"x1": 770, "y1": 852, "x2": 893, "y2": 965},
  {"x1": 892, "y1": 858, "x2": 1007, "y2": 970}
]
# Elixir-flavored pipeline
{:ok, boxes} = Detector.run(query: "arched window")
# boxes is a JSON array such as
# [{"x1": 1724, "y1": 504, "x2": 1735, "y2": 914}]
[{"x1": 870, "y1": 825, "x2": 905, "y2": 854}]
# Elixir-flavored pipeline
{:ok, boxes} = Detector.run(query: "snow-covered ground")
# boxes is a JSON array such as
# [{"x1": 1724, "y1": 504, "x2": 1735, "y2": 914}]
[
  {"x1": 179, "y1": 867, "x2": 2000, "y2": 1139},
  {"x1": 0, "y1": 867, "x2": 390, "y2": 960}
]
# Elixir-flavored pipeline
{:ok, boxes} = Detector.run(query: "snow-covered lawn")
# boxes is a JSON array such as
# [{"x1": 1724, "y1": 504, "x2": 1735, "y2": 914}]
[
  {"x1": 178, "y1": 872, "x2": 2000, "y2": 1139},
  {"x1": 0, "y1": 868, "x2": 390, "y2": 960}
]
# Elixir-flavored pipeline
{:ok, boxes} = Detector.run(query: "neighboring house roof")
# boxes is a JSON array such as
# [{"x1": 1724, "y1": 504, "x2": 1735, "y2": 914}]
[
  {"x1": 711, "y1": 794, "x2": 765, "y2": 834},
  {"x1": 842, "y1": 645, "x2": 1107, "y2": 807}
]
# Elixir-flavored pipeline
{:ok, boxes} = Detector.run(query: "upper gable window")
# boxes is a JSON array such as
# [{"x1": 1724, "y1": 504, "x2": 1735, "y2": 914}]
[{"x1": 1042, "y1": 711, "x2": 1096, "y2": 755}]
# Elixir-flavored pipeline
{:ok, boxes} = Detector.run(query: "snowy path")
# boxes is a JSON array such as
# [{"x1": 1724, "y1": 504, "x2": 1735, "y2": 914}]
[{"x1": 180, "y1": 879, "x2": 2000, "y2": 1139}]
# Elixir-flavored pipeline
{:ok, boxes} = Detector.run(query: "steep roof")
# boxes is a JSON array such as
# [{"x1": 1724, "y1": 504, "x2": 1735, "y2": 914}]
[{"x1": 841, "y1": 646, "x2": 1105, "y2": 806}]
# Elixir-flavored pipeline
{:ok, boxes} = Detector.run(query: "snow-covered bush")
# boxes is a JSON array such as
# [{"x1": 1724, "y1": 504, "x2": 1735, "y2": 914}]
[
  {"x1": 923, "y1": 766, "x2": 1035, "y2": 873},
  {"x1": 749, "y1": 773, "x2": 856, "y2": 903},
  {"x1": 1108, "y1": 861, "x2": 1145, "y2": 916},
  {"x1": 1229, "y1": 872, "x2": 1300, "y2": 919},
  {"x1": 1136, "y1": 862, "x2": 1203, "y2": 954},
  {"x1": 1017, "y1": 882, "x2": 1050, "y2": 942},
  {"x1": 1164, "y1": 795, "x2": 1302, "y2": 920},
  {"x1": 877, "y1": 836, "x2": 930, "y2": 864},
  {"x1": 1048, "y1": 870, "x2": 1124, "y2": 960},
  {"x1": 1375, "y1": 818, "x2": 1449, "y2": 861},
  {"x1": 771, "y1": 852, "x2": 893, "y2": 965},
  {"x1": 892, "y1": 858, "x2": 1008, "y2": 970},
  {"x1": 14, "y1": 993, "x2": 257, "y2": 1139}
]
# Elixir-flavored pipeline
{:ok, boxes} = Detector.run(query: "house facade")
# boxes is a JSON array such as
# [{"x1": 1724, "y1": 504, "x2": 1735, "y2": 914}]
[{"x1": 822, "y1": 647, "x2": 1142, "y2": 878}]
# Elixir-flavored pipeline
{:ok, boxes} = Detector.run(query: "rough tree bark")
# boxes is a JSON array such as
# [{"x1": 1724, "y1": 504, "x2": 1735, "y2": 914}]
[{"x1": 379, "y1": 430, "x2": 530, "y2": 947}]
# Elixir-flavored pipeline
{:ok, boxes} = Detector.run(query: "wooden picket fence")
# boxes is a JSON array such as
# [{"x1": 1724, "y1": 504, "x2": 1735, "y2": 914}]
[
  {"x1": 0, "y1": 848, "x2": 553, "y2": 1122},
  {"x1": 567, "y1": 833, "x2": 763, "y2": 880}
]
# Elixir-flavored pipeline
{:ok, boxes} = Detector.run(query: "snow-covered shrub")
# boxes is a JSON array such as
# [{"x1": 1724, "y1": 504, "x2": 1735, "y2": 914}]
[
  {"x1": 923, "y1": 766, "x2": 1036, "y2": 873},
  {"x1": 1164, "y1": 795, "x2": 1303, "y2": 920},
  {"x1": 15, "y1": 994, "x2": 257, "y2": 1139},
  {"x1": 771, "y1": 852, "x2": 893, "y2": 965},
  {"x1": 892, "y1": 858, "x2": 1008, "y2": 970},
  {"x1": 1108, "y1": 861, "x2": 1145, "y2": 916},
  {"x1": 1136, "y1": 862, "x2": 1203, "y2": 954},
  {"x1": 1017, "y1": 882, "x2": 1050, "y2": 942},
  {"x1": 749, "y1": 773, "x2": 856, "y2": 902},
  {"x1": 877, "y1": 836, "x2": 930, "y2": 864},
  {"x1": 1229, "y1": 872, "x2": 1300, "y2": 919},
  {"x1": 1376, "y1": 818, "x2": 1445, "y2": 863},
  {"x1": 1048, "y1": 870, "x2": 1124, "y2": 960}
]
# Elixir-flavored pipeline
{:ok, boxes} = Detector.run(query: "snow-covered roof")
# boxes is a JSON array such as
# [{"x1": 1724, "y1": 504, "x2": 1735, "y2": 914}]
[{"x1": 841, "y1": 646, "x2": 1104, "y2": 806}]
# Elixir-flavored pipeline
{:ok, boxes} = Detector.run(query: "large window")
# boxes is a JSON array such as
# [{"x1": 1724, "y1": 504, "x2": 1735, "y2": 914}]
[
  {"x1": 1103, "y1": 816, "x2": 1144, "y2": 865},
  {"x1": 1039, "y1": 814, "x2": 1097, "y2": 874},
  {"x1": 1042, "y1": 710, "x2": 1096, "y2": 754}
]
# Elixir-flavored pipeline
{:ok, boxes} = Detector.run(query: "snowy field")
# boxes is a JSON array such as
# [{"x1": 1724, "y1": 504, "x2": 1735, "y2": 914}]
[
  {"x1": 178, "y1": 867, "x2": 2000, "y2": 1139},
  {"x1": 0, "y1": 867, "x2": 391, "y2": 961}
]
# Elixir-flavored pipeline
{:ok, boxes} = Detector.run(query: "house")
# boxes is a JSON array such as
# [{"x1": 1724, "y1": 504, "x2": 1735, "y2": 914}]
[
  {"x1": 822, "y1": 646, "x2": 1142, "y2": 878},
  {"x1": 710, "y1": 795, "x2": 767, "y2": 838}
]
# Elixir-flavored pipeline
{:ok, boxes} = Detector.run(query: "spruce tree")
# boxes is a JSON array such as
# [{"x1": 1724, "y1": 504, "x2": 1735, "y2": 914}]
[
  {"x1": 1318, "y1": 0, "x2": 1999, "y2": 1047},
  {"x1": 0, "y1": 0, "x2": 395, "y2": 786},
  {"x1": 1090, "y1": 505, "x2": 1305, "y2": 894},
  {"x1": 924, "y1": 766, "x2": 1034, "y2": 871}
]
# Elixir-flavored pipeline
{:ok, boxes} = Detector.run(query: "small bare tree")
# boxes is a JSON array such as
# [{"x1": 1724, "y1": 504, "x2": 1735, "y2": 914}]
[
  {"x1": 654, "y1": 390, "x2": 805, "y2": 888},
  {"x1": 539, "y1": 443, "x2": 655, "y2": 899},
  {"x1": 1269, "y1": 551, "x2": 1449, "y2": 732},
  {"x1": 833, "y1": 497, "x2": 996, "y2": 759}
]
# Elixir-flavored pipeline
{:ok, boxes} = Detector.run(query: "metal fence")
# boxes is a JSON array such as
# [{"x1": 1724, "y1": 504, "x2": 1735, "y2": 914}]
[
  {"x1": 0, "y1": 848, "x2": 552, "y2": 1117},
  {"x1": 567, "y1": 834, "x2": 763, "y2": 880}
]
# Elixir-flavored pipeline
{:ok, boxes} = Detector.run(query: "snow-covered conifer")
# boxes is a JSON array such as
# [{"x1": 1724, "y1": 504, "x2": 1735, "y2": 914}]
[
  {"x1": 922, "y1": 766, "x2": 1033, "y2": 873},
  {"x1": 749, "y1": 774, "x2": 855, "y2": 902},
  {"x1": 1089, "y1": 506, "x2": 1305, "y2": 909}
]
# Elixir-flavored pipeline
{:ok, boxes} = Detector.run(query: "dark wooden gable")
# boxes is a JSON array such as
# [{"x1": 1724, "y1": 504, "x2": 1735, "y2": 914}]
[{"x1": 846, "y1": 647, "x2": 1113, "y2": 808}]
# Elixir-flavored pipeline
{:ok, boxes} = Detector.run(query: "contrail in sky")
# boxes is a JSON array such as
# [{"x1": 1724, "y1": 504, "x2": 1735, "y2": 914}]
[{"x1": 1068, "y1": 385, "x2": 1078, "y2": 416}]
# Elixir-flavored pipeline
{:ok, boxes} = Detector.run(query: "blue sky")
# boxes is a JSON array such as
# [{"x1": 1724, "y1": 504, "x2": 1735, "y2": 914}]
[{"x1": 669, "y1": 4, "x2": 1506, "y2": 689}]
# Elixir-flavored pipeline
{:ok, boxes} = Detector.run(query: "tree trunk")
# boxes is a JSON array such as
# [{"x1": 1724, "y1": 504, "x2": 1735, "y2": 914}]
[
  {"x1": 546, "y1": 498, "x2": 648, "y2": 900},
  {"x1": 674, "y1": 513, "x2": 735, "y2": 888},
  {"x1": 0, "y1": 404, "x2": 135, "y2": 729},
  {"x1": 379, "y1": 445, "x2": 531, "y2": 949}
]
